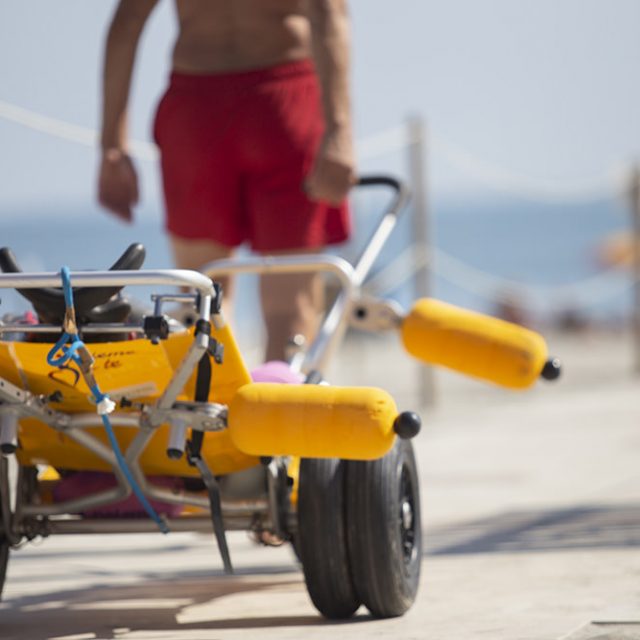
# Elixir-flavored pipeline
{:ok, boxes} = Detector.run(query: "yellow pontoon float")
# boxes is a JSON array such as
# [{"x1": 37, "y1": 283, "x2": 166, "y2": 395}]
[{"x1": 0, "y1": 176, "x2": 560, "y2": 619}]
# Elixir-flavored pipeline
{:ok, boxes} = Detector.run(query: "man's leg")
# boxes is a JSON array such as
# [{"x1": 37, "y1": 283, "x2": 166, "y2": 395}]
[
  {"x1": 170, "y1": 235, "x2": 236, "y2": 320},
  {"x1": 259, "y1": 249, "x2": 324, "y2": 363},
  {"x1": 235, "y1": 63, "x2": 350, "y2": 363}
]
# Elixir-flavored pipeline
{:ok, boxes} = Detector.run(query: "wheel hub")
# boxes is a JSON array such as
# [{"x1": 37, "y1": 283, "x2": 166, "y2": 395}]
[
  {"x1": 401, "y1": 499, "x2": 413, "y2": 530},
  {"x1": 399, "y1": 465, "x2": 417, "y2": 565}
]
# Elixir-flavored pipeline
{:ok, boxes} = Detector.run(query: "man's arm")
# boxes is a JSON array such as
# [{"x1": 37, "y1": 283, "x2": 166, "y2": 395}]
[
  {"x1": 98, "y1": 0, "x2": 158, "y2": 221},
  {"x1": 305, "y1": 0, "x2": 355, "y2": 205}
]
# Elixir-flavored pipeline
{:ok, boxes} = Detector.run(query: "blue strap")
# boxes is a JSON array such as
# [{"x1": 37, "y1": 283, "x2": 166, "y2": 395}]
[
  {"x1": 46, "y1": 266, "x2": 168, "y2": 534},
  {"x1": 47, "y1": 332, "x2": 82, "y2": 368},
  {"x1": 46, "y1": 267, "x2": 80, "y2": 367},
  {"x1": 60, "y1": 265, "x2": 74, "y2": 309},
  {"x1": 99, "y1": 412, "x2": 169, "y2": 534}
]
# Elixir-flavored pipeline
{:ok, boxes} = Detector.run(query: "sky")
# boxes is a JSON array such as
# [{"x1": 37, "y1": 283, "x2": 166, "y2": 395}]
[{"x1": 0, "y1": 0, "x2": 639, "y2": 217}]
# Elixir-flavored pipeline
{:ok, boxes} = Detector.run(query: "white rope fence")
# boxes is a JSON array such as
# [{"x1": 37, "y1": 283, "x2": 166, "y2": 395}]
[
  {"x1": 353, "y1": 121, "x2": 621, "y2": 203},
  {"x1": 363, "y1": 243, "x2": 630, "y2": 312},
  {"x1": 0, "y1": 97, "x2": 631, "y2": 311},
  {"x1": 0, "y1": 99, "x2": 159, "y2": 161},
  {"x1": 0, "y1": 97, "x2": 622, "y2": 202},
  {"x1": 429, "y1": 131, "x2": 621, "y2": 204}
]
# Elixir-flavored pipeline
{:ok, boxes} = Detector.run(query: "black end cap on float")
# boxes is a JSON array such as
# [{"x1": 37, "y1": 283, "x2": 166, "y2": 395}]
[
  {"x1": 541, "y1": 357, "x2": 562, "y2": 381},
  {"x1": 393, "y1": 411, "x2": 421, "y2": 440}
]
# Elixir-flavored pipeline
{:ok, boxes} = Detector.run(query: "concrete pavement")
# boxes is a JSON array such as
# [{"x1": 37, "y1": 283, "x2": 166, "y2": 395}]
[{"x1": 2, "y1": 328, "x2": 640, "y2": 639}]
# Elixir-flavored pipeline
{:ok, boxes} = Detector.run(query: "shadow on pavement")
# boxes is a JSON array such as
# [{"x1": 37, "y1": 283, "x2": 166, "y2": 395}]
[
  {"x1": 0, "y1": 567, "x2": 374, "y2": 640},
  {"x1": 426, "y1": 504, "x2": 640, "y2": 555}
]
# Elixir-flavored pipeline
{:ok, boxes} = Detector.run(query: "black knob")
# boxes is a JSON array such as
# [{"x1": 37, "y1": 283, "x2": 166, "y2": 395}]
[
  {"x1": 541, "y1": 357, "x2": 562, "y2": 381},
  {"x1": 393, "y1": 411, "x2": 421, "y2": 439}
]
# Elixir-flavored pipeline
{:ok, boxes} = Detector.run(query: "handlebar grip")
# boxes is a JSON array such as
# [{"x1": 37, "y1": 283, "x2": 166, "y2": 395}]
[
  {"x1": 355, "y1": 175, "x2": 410, "y2": 219},
  {"x1": 401, "y1": 298, "x2": 550, "y2": 389},
  {"x1": 356, "y1": 175, "x2": 403, "y2": 190}
]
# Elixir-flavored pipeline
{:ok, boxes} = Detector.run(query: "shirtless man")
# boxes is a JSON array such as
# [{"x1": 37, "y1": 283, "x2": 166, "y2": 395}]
[{"x1": 98, "y1": 0, "x2": 354, "y2": 362}]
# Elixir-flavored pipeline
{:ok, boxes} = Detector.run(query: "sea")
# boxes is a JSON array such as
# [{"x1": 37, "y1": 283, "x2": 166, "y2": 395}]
[{"x1": 1, "y1": 191, "x2": 632, "y2": 347}]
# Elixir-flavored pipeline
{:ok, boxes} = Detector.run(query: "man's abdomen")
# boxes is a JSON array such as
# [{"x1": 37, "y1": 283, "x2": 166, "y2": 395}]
[{"x1": 172, "y1": 0, "x2": 311, "y2": 73}]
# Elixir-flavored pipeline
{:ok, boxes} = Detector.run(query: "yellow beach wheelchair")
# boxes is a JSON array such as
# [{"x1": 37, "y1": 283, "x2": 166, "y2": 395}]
[{"x1": 0, "y1": 176, "x2": 560, "y2": 619}]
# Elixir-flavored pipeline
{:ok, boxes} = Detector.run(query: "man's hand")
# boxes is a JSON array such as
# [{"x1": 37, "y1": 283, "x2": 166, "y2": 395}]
[
  {"x1": 304, "y1": 129, "x2": 356, "y2": 205},
  {"x1": 97, "y1": 148, "x2": 139, "y2": 222}
]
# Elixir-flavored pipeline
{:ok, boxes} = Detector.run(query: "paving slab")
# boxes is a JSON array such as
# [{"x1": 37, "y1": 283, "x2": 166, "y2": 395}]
[{"x1": 1, "y1": 328, "x2": 639, "y2": 639}]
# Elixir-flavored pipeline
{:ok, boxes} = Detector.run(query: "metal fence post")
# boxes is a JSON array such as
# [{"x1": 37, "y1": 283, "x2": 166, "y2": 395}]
[
  {"x1": 629, "y1": 164, "x2": 640, "y2": 375},
  {"x1": 406, "y1": 115, "x2": 437, "y2": 407}
]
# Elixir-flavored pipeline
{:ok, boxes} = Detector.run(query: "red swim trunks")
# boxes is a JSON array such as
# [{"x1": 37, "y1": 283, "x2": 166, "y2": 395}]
[{"x1": 153, "y1": 59, "x2": 351, "y2": 253}]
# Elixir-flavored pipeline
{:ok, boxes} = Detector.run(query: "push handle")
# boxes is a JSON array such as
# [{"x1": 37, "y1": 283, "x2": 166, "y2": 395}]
[{"x1": 351, "y1": 175, "x2": 411, "y2": 287}]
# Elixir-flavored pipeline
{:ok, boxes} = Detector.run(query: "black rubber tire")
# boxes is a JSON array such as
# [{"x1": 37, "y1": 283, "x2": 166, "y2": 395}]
[
  {"x1": 0, "y1": 458, "x2": 11, "y2": 600},
  {"x1": 297, "y1": 457, "x2": 360, "y2": 619},
  {"x1": 0, "y1": 536, "x2": 8, "y2": 601},
  {"x1": 346, "y1": 439, "x2": 422, "y2": 618}
]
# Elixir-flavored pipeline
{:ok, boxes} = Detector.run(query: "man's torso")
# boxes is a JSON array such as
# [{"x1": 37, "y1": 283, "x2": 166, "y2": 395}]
[{"x1": 172, "y1": 0, "x2": 312, "y2": 73}]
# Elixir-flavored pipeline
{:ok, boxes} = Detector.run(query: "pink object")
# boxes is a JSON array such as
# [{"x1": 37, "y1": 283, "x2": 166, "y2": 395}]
[
  {"x1": 52, "y1": 472, "x2": 184, "y2": 518},
  {"x1": 23, "y1": 311, "x2": 38, "y2": 325},
  {"x1": 250, "y1": 360, "x2": 303, "y2": 384}
]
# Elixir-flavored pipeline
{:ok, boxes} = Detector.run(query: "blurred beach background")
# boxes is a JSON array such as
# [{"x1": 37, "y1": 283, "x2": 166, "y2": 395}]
[
  {"x1": 0, "y1": 0, "x2": 638, "y2": 357},
  {"x1": 3, "y1": 4, "x2": 640, "y2": 637}
]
